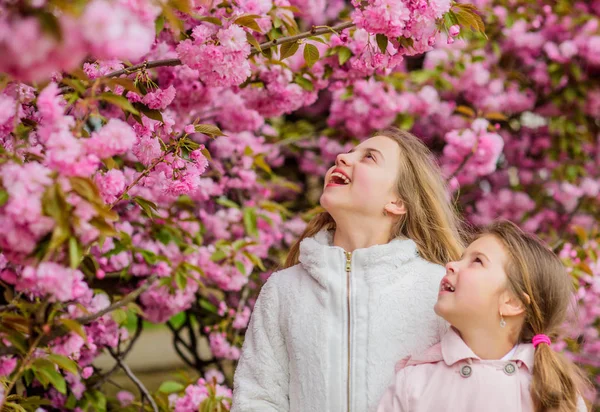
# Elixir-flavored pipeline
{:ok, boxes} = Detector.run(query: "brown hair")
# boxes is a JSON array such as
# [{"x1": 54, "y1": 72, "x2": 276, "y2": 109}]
[
  {"x1": 481, "y1": 220, "x2": 593, "y2": 412},
  {"x1": 284, "y1": 128, "x2": 465, "y2": 268}
]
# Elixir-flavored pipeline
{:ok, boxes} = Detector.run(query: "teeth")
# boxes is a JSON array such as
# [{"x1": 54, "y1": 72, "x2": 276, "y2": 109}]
[
  {"x1": 331, "y1": 172, "x2": 350, "y2": 184},
  {"x1": 441, "y1": 282, "x2": 455, "y2": 292}
]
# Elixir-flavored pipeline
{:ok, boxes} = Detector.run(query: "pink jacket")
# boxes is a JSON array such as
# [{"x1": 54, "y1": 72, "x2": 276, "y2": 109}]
[{"x1": 377, "y1": 328, "x2": 587, "y2": 412}]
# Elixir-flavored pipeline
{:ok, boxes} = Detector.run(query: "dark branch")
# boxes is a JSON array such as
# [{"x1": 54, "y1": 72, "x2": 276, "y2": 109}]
[{"x1": 104, "y1": 21, "x2": 356, "y2": 78}]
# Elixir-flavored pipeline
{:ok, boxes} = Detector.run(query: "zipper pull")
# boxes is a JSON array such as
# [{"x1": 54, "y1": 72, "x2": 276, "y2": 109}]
[{"x1": 345, "y1": 251, "x2": 352, "y2": 273}]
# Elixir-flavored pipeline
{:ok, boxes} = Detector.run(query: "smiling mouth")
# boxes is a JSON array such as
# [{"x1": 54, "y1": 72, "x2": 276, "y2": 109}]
[
  {"x1": 440, "y1": 279, "x2": 455, "y2": 292},
  {"x1": 328, "y1": 172, "x2": 351, "y2": 185}
]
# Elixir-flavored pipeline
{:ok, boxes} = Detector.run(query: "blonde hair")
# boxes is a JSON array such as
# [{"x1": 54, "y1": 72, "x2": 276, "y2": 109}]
[
  {"x1": 481, "y1": 220, "x2": 593, "y2": 412},
  {"x1": 285, "y1": 128, "x2": 465, "y2": 268}
]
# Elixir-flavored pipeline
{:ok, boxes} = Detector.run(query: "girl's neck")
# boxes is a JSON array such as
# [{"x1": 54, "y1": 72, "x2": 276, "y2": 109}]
[
  {"x1": 456, "y1": 326, "x2": 517, "y2": 360},
  {"x1": 332, "y1": 223, "x2": 392, "y2": 252}
]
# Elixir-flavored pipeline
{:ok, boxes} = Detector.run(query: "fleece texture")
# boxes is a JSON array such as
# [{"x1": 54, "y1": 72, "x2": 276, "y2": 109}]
[{"x1": 231, "y1": 229, "x2": 447, "y2": 412}]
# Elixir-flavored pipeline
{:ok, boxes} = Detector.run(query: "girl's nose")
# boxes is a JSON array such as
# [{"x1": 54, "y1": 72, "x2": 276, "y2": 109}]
[
  {"x1": 445, "y1": 260, "x2": 458, "y2": 273},
  {"x1": 335, "y1": 152, "x2": 351, "y2": 166}
]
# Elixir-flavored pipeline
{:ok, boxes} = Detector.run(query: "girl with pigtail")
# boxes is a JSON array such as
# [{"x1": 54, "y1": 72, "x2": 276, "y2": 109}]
[
  {"x1": 232, "y1": 128, "x2": 466, "y2": 412},
  {"x1": 378, "y1": 220, "x2": 593, "y2": 412}
]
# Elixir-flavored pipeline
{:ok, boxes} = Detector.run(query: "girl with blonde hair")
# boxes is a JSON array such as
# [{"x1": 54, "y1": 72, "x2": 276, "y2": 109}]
[{"x1": 232, "y1": 128, "x2": 465, "y2": 412}]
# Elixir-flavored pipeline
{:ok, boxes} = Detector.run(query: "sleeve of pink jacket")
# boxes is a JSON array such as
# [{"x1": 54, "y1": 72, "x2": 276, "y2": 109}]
[{"x1": 376, "y1": 368, "x2": 410, "y2": 412}]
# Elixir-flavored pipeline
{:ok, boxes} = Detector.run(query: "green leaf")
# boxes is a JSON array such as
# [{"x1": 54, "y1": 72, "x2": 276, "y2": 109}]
[
  {"x1": 280, "y1": 41, "x2": 300, "y2": 60},
  {"x1": 210, "y1": 249, "x2": 227, "y2": 262},
  {"x1": 36, "y1": 10, "x2": 62, "y2": 41},
  {"x1": 134, "y1": 196, "x2": 159, "y2": 219},
  {"x1": 0, "y1": 189, "x2": 8, "y2": 207},
  {"x1": 246, "y1": 32, "x2": 262, "y2": 52},
  {"x1": 234, "y1": 260, "x2": 246, "y2": 275},
  {"x1": 139, "y1": 249, "x2": 159, "y2": 265},
  {"x1": 242, "y1": 251, "x2": 266, "y2": 271},
  {"x1": 42, "y1": 184, "x2": 71, "y2": 253},
  {"x1": 155, "y1": 14, "x2": 165, "y2": 35},
  {"x1": 199, "y1": 299, "x2": 218, "y2": 313},
  {"x1": 5, "y1": 332, "x2": 28, "y2": 354},
  {"x1": 451, "y1": 3, "x2": 487, "y2": 38},
  {"x1": 198, "y1": 16, "x2": 222, "y2": 26},
  {"x1": 254, "y1": 155, "x2": 272, "y2": 174},
  {"x1": 69, "y1": 237, "x2": 82, "y2": 269},
  {"x1": 170, "y1": 0, "x2": 192, "y2": 14},
  {"x1": 111, "y1": 308, "x2": 128, "y2": 325},
  {"x1": 47, "y1": 354, "x2": 79, "y2": 375},
  {"x1": 293, "y1": 74, "x2": 314, "y2": 91},
  {"x1": 234, "y1": 15, "x2": 262, "y2": 33},
  {"x1": 216, "y1": 197, "x2": 239, "y2": 209},
  {"x1": 60, "y1": 318, "x2": 87, "y2": 340},
  {"x1": 35, "y1": 365, "x2": 67, "y2": 394},
  {"x1": 98, "y1": 93, "x2": 140, "y2": 115},
  {"x1": 337, "y1": 46, "x2": 352, "y2": 66},
  {"x1": 376, "y1": 34, "x2": 388, "y2": 54},
  {"x1": 158, "y1": 380, "x2": 186, "y2": 394},
  {"x1": 138, "y1": 104, "x2": 164, "y2": 122},
  {"x1": 243, "y1": 207, "x2": 258, "y2": 237},
  {"x1": 194, "y1": 124, "x2": 225, "y2": 137},
  {"x1": 175, "y1": 270, "x2": 187, "y2": 289},
  {"x1": 303, "y1": 43, "x2": 320, "y2": 67}
]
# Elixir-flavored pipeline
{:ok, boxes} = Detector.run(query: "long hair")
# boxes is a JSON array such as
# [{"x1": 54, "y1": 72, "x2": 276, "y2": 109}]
[
  {"x1": 481, "y1": 220, "x2": 593, "y2": 412},
  {"x1": 285, "y1": 128, "x2": 465, "y2": 268}
]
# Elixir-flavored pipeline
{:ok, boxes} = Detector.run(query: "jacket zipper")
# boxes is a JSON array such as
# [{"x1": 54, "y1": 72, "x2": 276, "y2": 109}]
[{"x1": 345, "y1": 251, "x2": 352, "y2": 412}]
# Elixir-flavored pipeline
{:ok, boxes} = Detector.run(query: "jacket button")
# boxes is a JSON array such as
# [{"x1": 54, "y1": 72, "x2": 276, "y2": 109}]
[
  {"x1": 504, "y1": 362, "x2": 517, "y2": 376},
  {"x1": 459, "y1": 365, "x2": 472, "y2": 378}
]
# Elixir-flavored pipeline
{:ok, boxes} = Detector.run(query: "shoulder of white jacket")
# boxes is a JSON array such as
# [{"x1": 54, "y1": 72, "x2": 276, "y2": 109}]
[{"x1": 261, "y1": 263, "x2": 307, "y2": 289}]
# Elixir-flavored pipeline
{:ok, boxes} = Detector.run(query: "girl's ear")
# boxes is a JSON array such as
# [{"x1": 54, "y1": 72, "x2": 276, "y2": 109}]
[
  {"x1": 498, "y1": 289, "x2": 526, "y2": 318},
  {"x1": 384, "y1": 199, "x2": 407, "y2": 216}
]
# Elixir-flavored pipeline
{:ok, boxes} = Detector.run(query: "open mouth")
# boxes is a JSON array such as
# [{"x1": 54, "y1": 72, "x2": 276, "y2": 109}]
[
  {"x1": 440, "y1": 278, "x2": 455, "y2": 293},
  {"x1": 328, "y1": 171, "x2": 351, "y2": 185}
]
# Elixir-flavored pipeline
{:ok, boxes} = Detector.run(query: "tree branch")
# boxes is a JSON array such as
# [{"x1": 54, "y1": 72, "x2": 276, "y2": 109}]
[
  {"x1": 109, "y1": 150, "x2": 173, "y2": 208},
  {"x1": 104, "y1": 21, "x2": 355, "y2": 78},
  {"x1": 108, "y1": 347, "x2": 159, "y2": 412},
  {"x1": 0, "y1": 276, "x2": 158, "y2": 356}
]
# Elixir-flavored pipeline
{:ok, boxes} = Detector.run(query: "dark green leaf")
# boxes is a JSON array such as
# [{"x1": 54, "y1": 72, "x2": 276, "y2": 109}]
[
  {"x1": 376, "y1": 34, "x2": 388, "y2": 54},
  {"x1": 198, "y1": 16, "x2": 223, "y2": 26},
  {"x1": 280, "y1": 41, "x2": 300, "y2": 60},
  {"x1": 199, "y1": 299, "x2": 218, "y2": 313},
  {"x1": 234, "y1": 15, "x2": 262, "y2": 33},
  {"x1": 0, "y1": 189, "x2": 8, "y2": 207},
  {"x1": 60, "y1": 318, "x2": 87, "y2": 340},
  {"x1": 155, "y1": 14, "x2": 165, "y2": 35}
]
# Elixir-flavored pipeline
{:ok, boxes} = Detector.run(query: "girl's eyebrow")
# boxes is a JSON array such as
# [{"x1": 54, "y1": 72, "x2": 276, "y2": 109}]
[
  {"x1": 459, "y1": 250, "x2": 491, "y2": 263},
  {"x1": 349, "y1": 147, "x2": 385, "y2": 159},
  {"x1": 473, "y1": 250, "x2": 491, "y2": 263}
]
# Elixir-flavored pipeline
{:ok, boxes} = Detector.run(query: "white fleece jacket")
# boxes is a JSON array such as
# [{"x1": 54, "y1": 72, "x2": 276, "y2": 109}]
[{"x1": 231, "y1": 229, "x2": 447, "y2": 412}]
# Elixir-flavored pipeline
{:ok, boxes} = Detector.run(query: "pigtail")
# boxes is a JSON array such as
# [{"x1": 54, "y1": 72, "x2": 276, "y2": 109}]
[
  {"x1": 530, "y1": 342, "x2": 590, "y2": 412},
  {"x1": 284, "y1": 212, "x2": 334, "y2": 268}
]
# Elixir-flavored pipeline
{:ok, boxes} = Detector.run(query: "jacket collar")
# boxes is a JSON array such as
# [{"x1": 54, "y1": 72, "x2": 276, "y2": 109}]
[
  {"x1": 441, "y1": 327, "x2": 535, "y2": 371},
  {"x1": 298, "y1": 229, "x2": 419, "y2": 288}
]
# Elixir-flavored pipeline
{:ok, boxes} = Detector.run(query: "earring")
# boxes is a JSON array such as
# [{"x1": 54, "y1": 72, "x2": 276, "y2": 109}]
[
  {"x1": 499, "y1": 312, "x2": 506, "y2": 328},
  {"x1": 382, "y1": 209, "x2": 388, "y2": 217}
]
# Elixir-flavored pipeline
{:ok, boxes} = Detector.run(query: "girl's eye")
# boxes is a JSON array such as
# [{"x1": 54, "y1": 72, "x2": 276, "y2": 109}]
[
  {"x1": 365, "y1": 152, "x2": 374, "y2": 160},
  {"x1": 474, "y1": 257, "x2": 483, "y2": 264}
]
